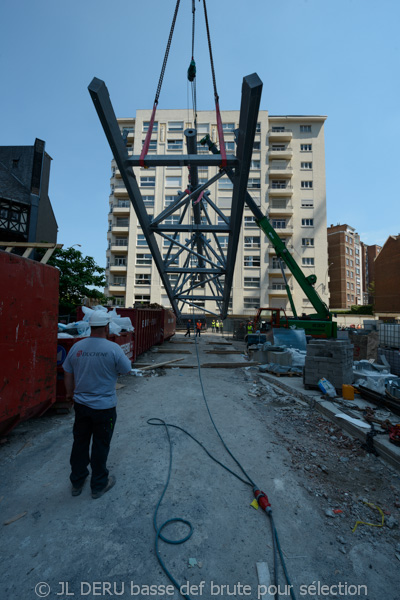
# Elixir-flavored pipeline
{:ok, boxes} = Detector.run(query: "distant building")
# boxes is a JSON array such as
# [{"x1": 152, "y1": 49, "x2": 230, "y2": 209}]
[
  {"x1": 374, "y1": 235, "x2": 400, "y2": 317},
  {"x1": 327, "y1": 224, "x2": 363, "y2": 309},
  {"x1": 0, "y1": 139, "x2": 57, "y2": 244},
  {"x1": 362, "y1": 243, "x2": 382, "y2": 304}
]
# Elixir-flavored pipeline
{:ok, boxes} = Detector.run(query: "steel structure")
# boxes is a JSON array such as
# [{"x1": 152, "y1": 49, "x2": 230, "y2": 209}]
[{"x1": 89, "y1": 73, "x2": 262, "y2": 318}]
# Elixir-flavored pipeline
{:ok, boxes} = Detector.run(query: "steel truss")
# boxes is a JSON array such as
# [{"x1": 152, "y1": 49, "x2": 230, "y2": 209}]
[{"x1": 89, "y1": 73, "x2": 262, "y2": 318}]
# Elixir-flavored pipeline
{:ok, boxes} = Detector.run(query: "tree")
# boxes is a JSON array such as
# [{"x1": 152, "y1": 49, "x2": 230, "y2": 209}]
[{"x1": 45, "y1": 247, "x2": 107, "y2": 316}]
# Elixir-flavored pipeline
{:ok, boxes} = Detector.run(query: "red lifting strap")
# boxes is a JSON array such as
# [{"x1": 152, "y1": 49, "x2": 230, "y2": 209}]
[
  {"x1": 140, "y1": 102, "x2": 158, "y2": 167},
  {"x1": 215, "y1": 101, "x2": 227, "y2": 168}
]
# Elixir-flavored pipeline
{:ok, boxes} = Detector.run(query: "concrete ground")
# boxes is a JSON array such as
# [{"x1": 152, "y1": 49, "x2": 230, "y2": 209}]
[{"x1": 1, "y1": 332, "x2": 399, "y2": 599}]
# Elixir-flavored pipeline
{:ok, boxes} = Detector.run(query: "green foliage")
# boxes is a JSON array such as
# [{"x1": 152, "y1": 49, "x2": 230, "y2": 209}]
[{"x1": 46, "y1": 247, "x2": 107, "y2": 315}]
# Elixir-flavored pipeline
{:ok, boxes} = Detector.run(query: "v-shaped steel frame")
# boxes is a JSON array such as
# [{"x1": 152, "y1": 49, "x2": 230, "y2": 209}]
[{"x1": 89, "y1": 73, "x2": 262, "y2": 318}]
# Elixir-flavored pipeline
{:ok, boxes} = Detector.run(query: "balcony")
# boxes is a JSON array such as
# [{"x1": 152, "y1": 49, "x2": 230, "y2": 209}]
[
  {"x1": 111, "y1": 225, "x2": 129, "y2": 234},
  {"x1": 113, "y1": 204, "x2": 130, "y2": 216},
  {"x1": 268, "y1": 184, "x2": 293, "y2": 197},
  {"x1": 268, "y1": 165, "x2": 293, "y2": 177},
  {"x1": 268, "y1": 128, "x2": 292, "y2": 142},
  {"x1": 269, "y1": 287, "x2": 289, "y2": 296},
  {"x1": 110, "y1": 245, "x2": 128, "y2": 253},
  {"x1": 268, "y1": 243, "x2": 294, "y2": 253},
  {"x1": 108, "y1": 285, "x2": 126, "y2": 293},
  {"x1": 268, "y1": 147, "x2": 293, "y2": 160},
  {"x1": 109, "y1": 264, "x2": 127, "y2": 273},
  {"x1": 269, "y1": 268, "x2": 292, "y2": 276},
  {"x1": 268, "y1": 202, "x2": 294, "y2": 216},
  {"x1": 114, "y1": 185, "x2": 128, "y2": 197}
]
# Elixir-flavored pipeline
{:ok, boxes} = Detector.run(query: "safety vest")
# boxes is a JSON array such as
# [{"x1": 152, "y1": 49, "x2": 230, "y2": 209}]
[
  {"x1": 247, "y1": 324, "x2": 253, "y2": 333},
  {"x1": 196, "y1": 322, "x2": 201, "y2": 330},
  {"x1": 215, "y1": 321, "x2": 219, "y2": 328},
  {"x1": 212, "y1": 320, "x2": 216, "y2": 327}
]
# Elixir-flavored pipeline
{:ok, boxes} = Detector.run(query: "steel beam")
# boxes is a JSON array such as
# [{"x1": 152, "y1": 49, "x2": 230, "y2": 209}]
[
  {"x1": 88, "y1": 77, "x2": 180, "y2": 315},
  {"x1": 221, "y1": 73, "x2": 263, "y2": 318},
  {"x1": 127, "y1": 155, "x2": 238, "y2": 167}
]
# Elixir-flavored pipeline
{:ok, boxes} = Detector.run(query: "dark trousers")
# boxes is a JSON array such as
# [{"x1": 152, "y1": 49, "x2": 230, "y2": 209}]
[
  {"x1": 70, "y1": 402, "x2": 116, "y2": 492},
  {"x1": 184, "y1": 329, "x2": 191, "y2": 337},
  {"x1": 195, "y1": 328, "x2": 201, "y2": 337}
]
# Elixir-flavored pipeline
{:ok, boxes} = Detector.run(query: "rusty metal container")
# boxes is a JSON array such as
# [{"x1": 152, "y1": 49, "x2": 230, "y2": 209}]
[{"x1": 0, "y1": 251, "x2": 59, "y2": 435}]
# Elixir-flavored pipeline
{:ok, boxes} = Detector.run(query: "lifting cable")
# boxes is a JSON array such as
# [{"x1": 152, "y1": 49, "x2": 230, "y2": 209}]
[
  {"x1": 140, "y1": 0, "x2": 181, "y2": 167},
  {"x1": 202, "y1": 0, "x2": 227, "y2": 167}
]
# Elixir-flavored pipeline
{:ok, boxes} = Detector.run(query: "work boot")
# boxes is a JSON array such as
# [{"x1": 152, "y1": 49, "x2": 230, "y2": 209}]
[
  {"x1": 92, "y1": 475, "x2": 116, "y2": 500},
  {"x1": 71, "y1": 480, "x2": 86, "y2": 497}
]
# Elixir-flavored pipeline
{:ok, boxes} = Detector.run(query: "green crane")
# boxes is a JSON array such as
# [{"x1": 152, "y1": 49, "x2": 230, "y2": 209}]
[{"x1": 200, "y1": 134, "x2": 337, "y2": 338}]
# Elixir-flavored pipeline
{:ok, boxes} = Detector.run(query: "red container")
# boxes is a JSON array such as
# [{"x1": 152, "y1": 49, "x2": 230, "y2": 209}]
[
  {"x1": 56, "y1": 331, "x2": 134, "y2": 403},
  {"x1": 162, "y1": 308, "x2": 176, "y2": 342},
  {"x1": 0, "y1": 251, "x2": 59, "y2": 435}
]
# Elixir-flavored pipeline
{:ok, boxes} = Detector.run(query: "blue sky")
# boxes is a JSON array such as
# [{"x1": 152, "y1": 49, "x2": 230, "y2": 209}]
[{"x1": 1, "y1": 0, "x2": 399, "y2": 268}]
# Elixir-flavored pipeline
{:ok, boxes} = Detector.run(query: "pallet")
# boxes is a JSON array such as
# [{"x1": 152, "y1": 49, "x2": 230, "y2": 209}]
[{"x1": 264, "y1": 369, "x2": 302, "y2": 378}]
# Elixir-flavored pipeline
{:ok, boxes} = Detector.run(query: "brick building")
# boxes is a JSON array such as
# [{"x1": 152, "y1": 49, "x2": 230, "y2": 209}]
[
  {"x1": 374, "y1": 235, "x2": 400, "y2": 316},
  {"x1": 327, "y1": 224, "x2": 363, "y2": 309}
]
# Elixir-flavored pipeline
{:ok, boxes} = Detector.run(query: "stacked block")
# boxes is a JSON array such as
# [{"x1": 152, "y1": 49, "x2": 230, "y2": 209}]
[{"x1": 304, "y1": 339, "x2": 354, "y2": 390}]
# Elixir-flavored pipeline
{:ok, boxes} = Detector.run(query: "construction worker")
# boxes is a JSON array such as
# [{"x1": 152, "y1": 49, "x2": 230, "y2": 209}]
[
  {"x1": 195, "y1": 320, "x2": 202, "y2": 338},
  {"x1": 211, "y1": 319, "x2": 216, "y2": 333},
  {"x1": 215, "y1": 320, "x2": 219, "y2": 333},
  {"x1": 219, "y1": 319, "x2": 224, "y2": 334},
  {"x1": 247, "y1": 321, "x2": 253, "y2": 335},
  {"x1": 63, "y1": 311, "x2": 132, "y2": 499},
  {"x1": 184, "y1": 319, "x2": 192, "y2": 337}
]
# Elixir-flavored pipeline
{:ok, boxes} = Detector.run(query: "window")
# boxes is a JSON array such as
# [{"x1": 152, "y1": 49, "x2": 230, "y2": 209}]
[
  {"x1": 163, "y1": 253, "x2": 179, "y2": 265},
  {"x1": 271, "y1": 180, "x2": 287, "y2": 189},
  {"x1": 217, "y1": 215, "x2": 229, "y2": 226},
  {"x1": 142, "y1": 195, "x2": 154, "y2": 206},
  {"x1": 356, "y1": 288, "x2": 361, "y2": 296},
  {"x1": 113, "y1": 296, "x2": 125, "y2": 307},
  {"x1": 346, "y1": 259, "x2": 349, "y2": 266},
  {"x1": 126, "y1": 146, "x2": 133, "y2": 155},
  {"x1": 301, "y1": 200, "x2": 314, "y2": 208},
  {"x1": 136, "y1": 253, "x2": 152, "y2": 265},
  {"x1": 300, "y1": 125, "x2": 311, "y2": 133},
  {"x1": 244, "y1": 277, "x2": 260, "y2": 288},
  {"x1": 114, "y1": 237, "x2": 127, "y2": 247},
  {"x1": 272, "y1": 258, "x2": 288, "y2": 269},
  {"x1": 135, "y1": 294, "x2": 151, "y2": 303},
  {"x1": 253, "y1": 141, "x2": 261, "y2": 151},
  {"x1": 113, "y1": 276, "x2": 126, "y2": 286},
  {"x1": 301, "y1": 162, "x2": 312, "y2": 169},
  {"x1": 140, "y1": 176, "x2": 155, "y2": 188},
  {"x1": 114, "y1": 256, "x2": 127, "y2": 266},
  {"x1": 271, "y1": 282, "x2": 286, "y2": 290},
  {"x1": 218, "y1": 178, "x2": 234, "y2": 190},
  {"x1": 355, "y1": 258, "x2": 360, "y2": 265},
  {"x1": 244, "y1": 216, "x2": 257, "y2": 228},
  {"x1": 347, "y1": 270, "x2": 350, "y2": 277},
  {"x1": 345, "y1": 235, "x2": 348, "y2": 242},
  {"x1": 167, "y1": 139, "x2": 183, "y2": 151},
  {"x1": 301, "y1": 181, "x2": 313, "y2": 189},
  {"x1": 302, "y1": 258, "x2": 314, "y2": 266},
  {"x1": 168, "y1": 121, "x2": 183, "y2": 131},
  {"x1": 197, "y1": 142, "x2": 209, "y2": 154},
  {"x1": 302, "y1": 238, "x2": 314, "y2": 246},
  {"x1": 356, "y1": 268, "x2": 360, "y2": 275},
  {"x1": 351, "y1": 283, "x2": 354, "y2": 290},
  {"x1": 347, "y1": 282, "x2": 350, "y2": 289},
  {"x1": 116, "y1": 217, "x2": 129, "y2": 227},
  {"x1": 163, "y1": 235, "x2": 180, "y2": 247},
  {"x1": 117, "y1": 200, "x2": 130, "y2": 207},
  {"x1": 351, "y1": 295, "x2": 354, "y2": 302},
  {"x1": 350, "y1": 260, "x2": 353, "y2": 267},
  {"x1": 272, "y1": 219, "x2": 286, "y2": 229},
  {"x1": 351, "y1": 271, "x2": 354, "y2": 278},
  {"x1": 300, "y1": 144, "x2": 312, "y2": 151},
  {"x1": 122, "y1": 126, "x2": 134, "y2": 135},
  {"x1": 302, "y1": 218, "x2": 314, "y2": 227},
  {"x1": 349, "y1": 248, "x2": 353, "y2": 256},
  {"x1": 137, "y1": 234, "x2": 147, "y2": 246},
  {"x1": 248, "y1": 178, "x2": 261, "y2": 189},
  {"x1": 355, "y1": 247, "x2": 360, "y2": 255},
  {"x1": 164, "y1": 195, "x2": 176, "y2": 207},
  {"x1": 271, "y1": 126, "x2": 285, "y2": 132},
  {"x1": 141, "y1": 139, "x2": 157, "y2": 152},
  {"x1": 250, "y1": 159, "x2": 260, "y2": 170},
  {"x1": 225, "y1": 141, "x2": 235, "y2": 152},
  {"x1": 244, "y1": 297, "x2": 260, "y2": 309},
  {"x1": 197, "y1": 123, "x2": 209, "y2": 134},
  {"x1": 135, "y1": 274, "x2": 151, "y2": 286},
  {"x1": 256, "y1": 122, "x2": 261, "y2": 133},
  {"x1": 143, "y1": 121, "x2": 158, "y2": 132},
  {"x1": 244, "y1": 236, "x2": 260, "y2": 248},
  {"x1": 164, "y1": 215, "x2": 180, "y2": 225},
  {"x1": 217, "y1": 236, "x2": 229, "y2": 249},
  {"x1": 244, "y1": 255, "x2": 260, "y2": 267},
  {"x1": 222, "y1": 123, "x2": 235, "y2": 132},
  {"x1": 347, "y1": 294, "x2": 350, "y2": 300},
  {"x1": 271, "y1": 144, "x2": 286, "y2": 151},
  {"x1": 166, "y1": 176, "x2": 181, "y2": 188}
]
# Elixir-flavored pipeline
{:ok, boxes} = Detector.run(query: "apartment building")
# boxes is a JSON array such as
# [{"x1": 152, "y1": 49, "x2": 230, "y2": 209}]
[
  {"x1": 105, "y1": 111, "x2": 329, "y2": 316},
  {"x1": 327, "y1": 224, "x2": 364, "y2": 309}
]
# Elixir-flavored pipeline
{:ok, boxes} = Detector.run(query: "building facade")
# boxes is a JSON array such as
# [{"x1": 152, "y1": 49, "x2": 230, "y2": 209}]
[
  {"x1": 0, "y1": 139, "x2": 57, "y2": 244},
  {"x1": 327, "y1": 224, "x2": 364, "y2": 309},
  {"x1": 105, "y1": 111, "x2": 329, "y2": 316},
  {"x1": 374, "y1": 236, "x2": 400, "y2": 316}
]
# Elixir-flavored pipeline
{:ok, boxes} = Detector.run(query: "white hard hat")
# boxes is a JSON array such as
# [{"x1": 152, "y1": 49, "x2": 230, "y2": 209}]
[{"x1": 89, "y1": 311, "x2": 111, "y2": 326}]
